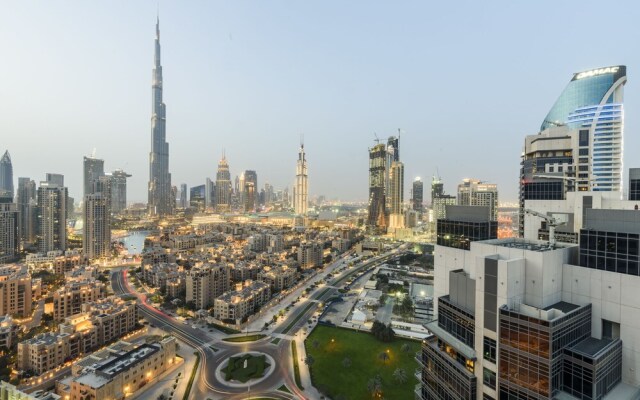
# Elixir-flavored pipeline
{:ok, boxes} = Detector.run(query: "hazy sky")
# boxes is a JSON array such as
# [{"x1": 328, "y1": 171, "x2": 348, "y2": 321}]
[{"x1": 1, "y1": 1, "x2": 640, "y2": 203}]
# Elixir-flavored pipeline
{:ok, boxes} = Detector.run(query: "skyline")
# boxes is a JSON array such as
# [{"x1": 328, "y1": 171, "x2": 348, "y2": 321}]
[{"x1": 2, "y1": 2, "x2": 640, "y2": 203}]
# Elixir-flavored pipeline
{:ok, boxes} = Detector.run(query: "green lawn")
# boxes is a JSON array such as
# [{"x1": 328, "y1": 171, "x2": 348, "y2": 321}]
[
  {"x1": 207, "y1": 322, "x2": 240, "y2": 334},
  {"x1": 222, "y1": 334, "x2": 266, "y2": 343},
  {"x1": 222, "y1": 354, "x2": 269, "y2": 383},
  {"x1": 305, "y1": 325, "x2": 420, "y2": 400}
]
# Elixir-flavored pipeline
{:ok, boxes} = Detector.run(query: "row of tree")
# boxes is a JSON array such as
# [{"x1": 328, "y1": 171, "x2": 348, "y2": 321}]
[{"x1": 371, "y1": 320, "x2": 396, "y2": 342}]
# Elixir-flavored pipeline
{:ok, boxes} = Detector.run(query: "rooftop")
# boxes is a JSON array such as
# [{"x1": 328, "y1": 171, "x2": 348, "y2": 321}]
[
  {"x1": 569, "y1": 337, "x2": 619, "y2": 358},
  {"x1": 481, "y1": 237, "x2": 576, "y2": 252}
]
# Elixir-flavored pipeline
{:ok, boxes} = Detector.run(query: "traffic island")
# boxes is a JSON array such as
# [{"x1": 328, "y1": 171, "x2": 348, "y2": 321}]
[{"x1": 214, "y1": 352, "x2": 276, "y2": 388}]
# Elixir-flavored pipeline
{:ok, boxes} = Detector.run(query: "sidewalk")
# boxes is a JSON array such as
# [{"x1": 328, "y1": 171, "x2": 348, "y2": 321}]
[
  {"x1": 135, "y1": 338, "x2": 198, "y2": 400},
  {"x1": 293, "y1": 336, "x2": 324, "y2": 400}
]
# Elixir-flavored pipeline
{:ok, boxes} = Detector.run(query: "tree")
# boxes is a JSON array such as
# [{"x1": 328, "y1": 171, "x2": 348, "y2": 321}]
[
  {"x1": 366, "y1": 375, "x2": 383, "y2": 398},
  {"x1": 304, "y1": 355, "x2": 315, "y2": 367},
  {"x1": 393, "y1": 368, "x2": 407, "y2": 383},
  {"x1": 342, "y1": 357, "x2": 352, "y2": 368},
  {"x1": 401, "y1": 343, "x2": 411, "y2": 356},
  {"x1": 378, "y1": 351, "x2": 389, "y2": 364},
  {"x1": 378, "y1": 294, "x2": 387, "y2": 307},
  {"x1": 312, "y1": 339, "x2": 320, "y2": 350}
]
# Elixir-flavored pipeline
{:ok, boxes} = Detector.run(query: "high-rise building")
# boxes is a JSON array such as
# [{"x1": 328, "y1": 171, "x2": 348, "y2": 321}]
[
  {"x1": 83, "y1": 155, "x2": 104, "y2": 197},
  {"x1": 412, "y1": 177, "x2": 424, "y2": 212},
  {"x1": 457, "y1": 178, "x2": 498, "y2": 221},
  {"x1": 0, "y1": 199, "x2": 19, "y2": 263},
  {"x1": 190, "y1": 185, "x2": 205, "y2": 211},
  {"x1": 215, "y1": 155, "x2": 232, "y2": 212},
  {"x1": 431, "y1": 174, "x2": 457, "y2": 221},
  {"x1": 205, "y1": 178, "x2": 214, "y2": 209},
  {"x1": 109, "y1": 169, "x2": 131, "y2": 214},
  {"x1": 244, "y1": 182, "x2": 255, "y2": 213},
  {"x1": 388, "y1": 161, "x2": 404, "y2": 228},
  {"x1": 264, "y1": 183, "x2": 274, "y2": 206},
  {"x1": 0, "y1": 151, "x2": 13, "y2": 200},
  {"x1": 147, "y1": 18, "x2": 172, "y2": 217},
  {"x1": 541, "y1": 66, "x2": 626, "y2": 192},
  {"x1": 83, "y1": 178, "x2": 111, "y2": 260},
  {"x1": 431, "y1": 175, "x2": 444, "y2": 206},
  {"x1": 629, "y1": 168, "x2": 640, "y2": 201},
  {"x1": 37, "y1": 179, "x2": 67, "y2": 253},
  {"x1": 179, "y1": 183, "x2": 188, "y2": 209},
  {"x1": 45, "y1": 173, "x2": 64, "y2": 186},
  {"x1": 420, "y1": 200, "x2": 640, "y2": 399},
  {"x1": 16, "y1": 177, "x2": 36, "y2": 245},
  {"x1": 520, "y1": 66, "x2": 627, "y2": 236},
  {"x1": 367, "y1": 143, "x2": 387, "y2": 231},
  {"x1": 243, "y1": 170, "x2": 258, "y2": 209},
  {"x1": 294, "y1": 144, "x2": 308, "y2": 215}
]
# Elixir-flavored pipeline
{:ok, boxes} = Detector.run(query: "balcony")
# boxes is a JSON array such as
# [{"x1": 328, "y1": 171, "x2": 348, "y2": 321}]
[{"x1": 414, "y1": 383, "x2": 423, "y2": 400}]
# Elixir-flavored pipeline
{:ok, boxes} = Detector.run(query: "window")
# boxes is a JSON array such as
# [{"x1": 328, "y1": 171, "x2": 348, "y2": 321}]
[
  {"x1": 483, "y1": 368, "x2": 496, "y2": 389},
  {"x1": 483, "y1": 337, "x2": 497, "y2": 363},
  {"x1": 579, "y1": 130, "x2": 589, "y2": 146},
  {"x1": 579, "y1": 148, "x2": 589, "y2": 156}
]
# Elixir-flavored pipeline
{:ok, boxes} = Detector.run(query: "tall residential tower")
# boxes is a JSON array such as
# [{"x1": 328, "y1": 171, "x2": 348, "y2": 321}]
[
  {"x1": 294, "y1": 143, "x2": 308, "y2": 215},
  {"x1": 147, "y1": 18, "x2": 172, "y2": 217},
  {"x1": 0, "y1": 151, "x2": 13, "y2": 200}
]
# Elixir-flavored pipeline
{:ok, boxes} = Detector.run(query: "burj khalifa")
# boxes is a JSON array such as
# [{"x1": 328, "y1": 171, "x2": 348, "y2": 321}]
[{"x1": 148, "y1": 18, "x2": 172, "y2": 216}]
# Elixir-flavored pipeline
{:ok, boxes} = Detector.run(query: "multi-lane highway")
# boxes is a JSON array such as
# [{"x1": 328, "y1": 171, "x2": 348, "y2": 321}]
[{"x1": 111, "y1": 246, "x2": 402, "y2": 399}]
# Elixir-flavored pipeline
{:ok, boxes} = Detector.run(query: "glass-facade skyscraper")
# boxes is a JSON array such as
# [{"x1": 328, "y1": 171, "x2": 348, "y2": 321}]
[
  {"x1": 541, "y1": 66, "x2": 626, "y2": 192},
  {"x1": 0, "y1": 151, "x2": 13, "y2": 200},
  {"x1": 520, "y1": 66, "x2": 627, "y2": 237}
]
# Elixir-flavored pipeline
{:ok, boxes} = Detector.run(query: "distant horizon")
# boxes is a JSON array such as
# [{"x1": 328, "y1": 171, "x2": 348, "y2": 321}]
[{"x1": 2, "y1": 1, "x2": 639, "y2": 204}]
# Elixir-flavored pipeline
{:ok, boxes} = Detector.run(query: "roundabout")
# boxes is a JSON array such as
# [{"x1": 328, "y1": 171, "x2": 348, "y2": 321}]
[{"x1": 214, "y1": 352, "x2": 276, "y2": 388}]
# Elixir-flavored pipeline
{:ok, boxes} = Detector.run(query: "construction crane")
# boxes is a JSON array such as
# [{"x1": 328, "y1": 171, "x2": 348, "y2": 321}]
[{"x1": 524, "y1": 209, "x2": 567, "y2": 249}]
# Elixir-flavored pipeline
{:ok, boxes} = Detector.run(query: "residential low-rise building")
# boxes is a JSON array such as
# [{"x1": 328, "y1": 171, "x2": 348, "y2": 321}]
[
  {"x1": 185, "y1": 263, "x2": 230, "y2": 309},
  {"x1": 18, "y1": 298, "x2": 137, "y2": 375},
  {"x1": 0, "y1": 315, "x2": 17, "y2": 349},
  {"x1": 213, "y1": 280, "x2": 270, "y2": 322},
  {"x1": 257, "y1": 265, "x2": 297, "y2": 292},
  {"x1": 298, "y1": 242, "x2": 323, "y2": 269},
  {"x1": 0, "y1": 381, "x2": 60, "y2": 400},
  {"x1": 53, "y1": 279, "x2": 106, "y2": 321},
  {"x1": 56, "y1": 337, "x2": 177, "y2": 400},
  {"x1": 25, "y1": 250, "x2": 88, "y2": 275},
  {"x1": 0, "y1": 265, "x2": 32, "y2": 317}
]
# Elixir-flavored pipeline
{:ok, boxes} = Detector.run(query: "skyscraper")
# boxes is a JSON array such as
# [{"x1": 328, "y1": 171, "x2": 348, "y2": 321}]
[
  {"x1": 16, "y1": 178, "x2": 36, "y2": 245},
  {"x1": 147, "y1": 18, "x2": 172, "y2": 217},
  {"x1": 37, "y1": 179, "x2": 67, "y2": 253},
  {"x1": 388, "y1": 161, "x2": 404, "y2": 228},
  {"x1": 294, "y1": 143, "x2": 308, "y2": 215},
  {"x1": 244, "y1": 170, "x2": 258, "y2": 209},
  {"x1": 244, "y1": 182, "x2": 255, "y2": 213},
  {"x1": 83, "y1": 177, "x2": 111, "y2": 260},
  {"x1": 215, "y1": 155, "x2": 231, "y2": 212},
  {"x1": 83, "y1": 155, "x2": 104, "y2": 197},
  {"x1": 0, "y1": 151, "x2": 13, "y2": 200},
  {"x1": 179, "y1": 183, "x2": 188, "y2": 209},
  {"x1": 205, "y1": 178, "x2": 214, "y2": 210},
  {"x1": 0, "y1": 198, "x2": 19, "y2": 263},
  {"x1": 367, "y1": 143, "x2": 387, "y2": 231},
  {"x1": 457, "y1": 178, "x2": 498, "y2": 221},
  {"x1": 519, "y1": 66, "x2": 627, "y2": 237},
  {"x1": 412, "y1": 177, "x2": 424, "y2": 212},
  {"x1": 109, "y1": 169, "x2": 131, "y2": 214}
]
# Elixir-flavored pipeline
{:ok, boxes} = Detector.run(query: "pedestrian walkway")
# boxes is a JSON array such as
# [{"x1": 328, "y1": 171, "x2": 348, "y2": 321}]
[
  {"x1": 293, "y1": 336, "x2": 324, "y2": 400},
  {"x1": 135, "y1": 338, "x2": 197, "y2": 400}
]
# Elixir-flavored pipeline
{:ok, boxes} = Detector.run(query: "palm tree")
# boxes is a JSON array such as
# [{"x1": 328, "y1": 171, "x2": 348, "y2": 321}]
[
  {"x1": 400, "y1": 343, "x2": 410, "y2": 355},
  {"x1": 378, "y1": 351, "x2": 390, "y2": 364},
  {"x1": 393, "y1": 368, "x2": 407, "y2": 383},
  {"x1": 304, "y1": 355, "x2": 315, "y2": 367},
  {"x1": 342, "y1": 357, "x2": 352, "y2": 368},
  {"x1": 367, "y1": 375, "x2": 383, "y2": 398}
]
